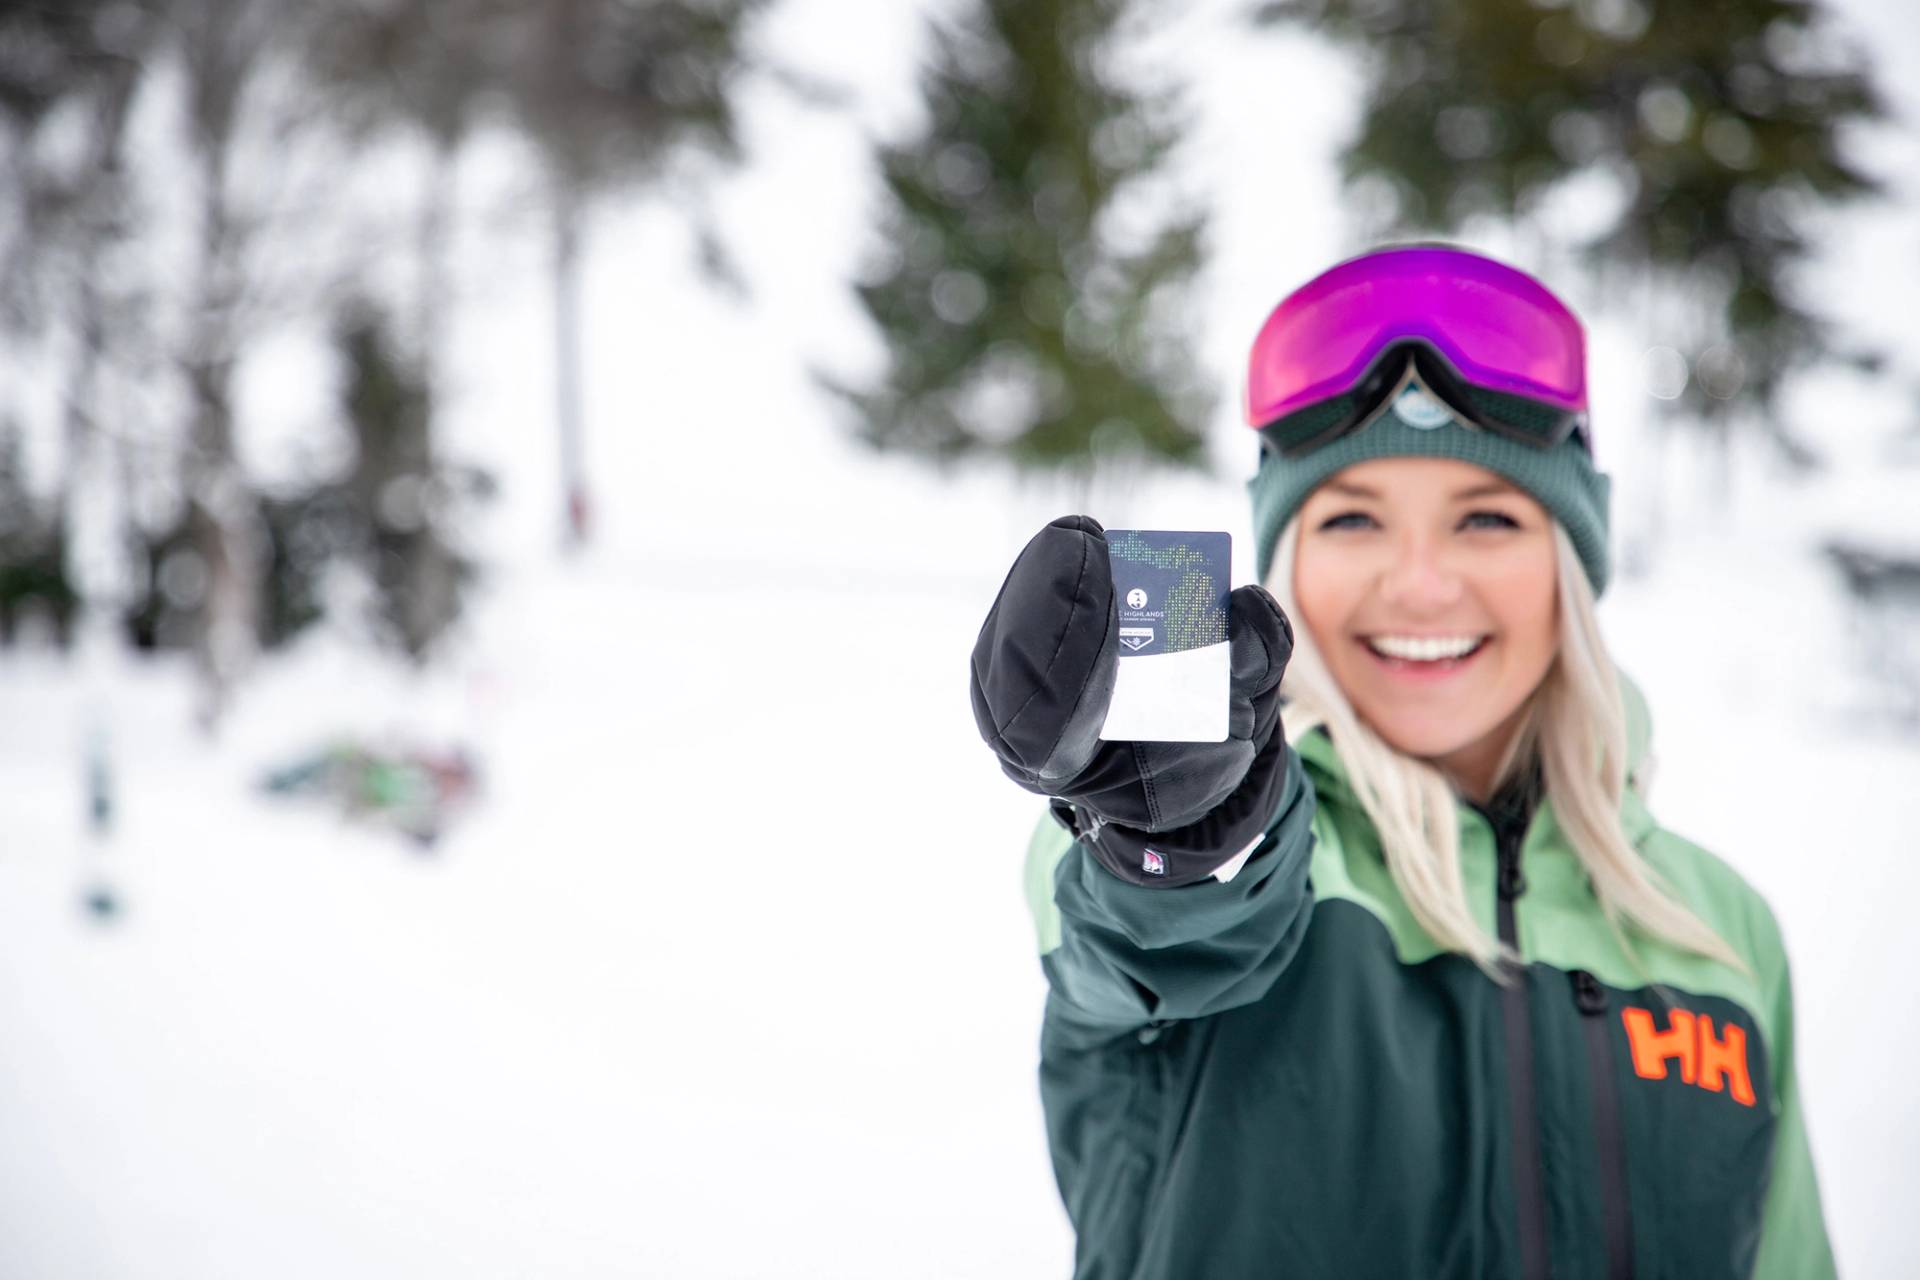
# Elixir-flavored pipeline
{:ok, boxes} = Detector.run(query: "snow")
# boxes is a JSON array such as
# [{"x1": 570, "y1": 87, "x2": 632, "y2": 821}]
[{"x1": 4, "y1": 0, "x2": 1920, "y2": 1276}]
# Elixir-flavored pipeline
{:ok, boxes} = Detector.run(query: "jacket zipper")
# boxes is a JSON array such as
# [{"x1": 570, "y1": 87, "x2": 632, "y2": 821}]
[
  {"x1": 1489, "y1": 812, "x2": 1552, "y2": 1280},
  {"x1": 1572, "y1": 970, "x2": 1635, "y2": 1280}
]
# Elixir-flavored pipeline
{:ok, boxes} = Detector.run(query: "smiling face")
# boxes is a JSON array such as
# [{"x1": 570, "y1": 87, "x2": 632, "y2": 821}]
[{"x1": 1291, "y1": 457, "x2": 1560, "y2": 798}]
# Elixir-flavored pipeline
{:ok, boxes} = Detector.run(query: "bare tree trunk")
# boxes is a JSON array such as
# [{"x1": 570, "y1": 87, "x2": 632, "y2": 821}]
[
  {"x1": 59, "y1": 291, "x2": 101, "y2": 607},
  {"x1": 1646, "y1": 413, "x2": 1669, "y2": 560},
  {"x1": 58, "y1": 59, "x2": 143, "y2": 652},
  {"x1": 554, "y1": 189, "x2": 590, "y2": 552},
  {"x1": 183, "y1": 28, "x2": 258, "y2": 731},
  {"x1": 183, "y1": 346, "x2": 258, "y2": 729},
  {"x1": 1706, "y1": 413, "x2": 1733, "y2": 510},
  {"x1": 415, "y1": 140, "x2": 457, "y2": 383}
]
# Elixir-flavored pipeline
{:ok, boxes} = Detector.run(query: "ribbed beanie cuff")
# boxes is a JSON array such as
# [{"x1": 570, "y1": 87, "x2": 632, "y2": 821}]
[{"x1": 1247, "y1": 406, "x2": 1613, "y2": 597}]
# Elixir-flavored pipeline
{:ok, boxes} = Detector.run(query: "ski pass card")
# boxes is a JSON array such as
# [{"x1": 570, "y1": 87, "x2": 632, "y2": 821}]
[{"x1": 1099, "y1": 530, "x2": 1231, "y2": 743}]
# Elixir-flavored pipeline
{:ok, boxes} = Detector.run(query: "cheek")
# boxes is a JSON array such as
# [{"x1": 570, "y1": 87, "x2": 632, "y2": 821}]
[
  {"x1": 1491, "y1": 552, "x2": 1559, "y2": 671},
  {"x1": 1291, "y1": 541, "x2": 1360, "y2": 652}
]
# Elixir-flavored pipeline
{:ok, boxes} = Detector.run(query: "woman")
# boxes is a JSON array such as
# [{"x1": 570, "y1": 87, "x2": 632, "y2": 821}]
[{"x1": 969, "y1": 244, "x2": 1833, "y2": 1278}]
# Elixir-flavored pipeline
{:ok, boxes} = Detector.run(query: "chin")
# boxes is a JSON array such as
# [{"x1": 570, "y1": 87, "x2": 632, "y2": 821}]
[{"x1": 1366, "y1": 713, "x2": 1495, "y2": 762}]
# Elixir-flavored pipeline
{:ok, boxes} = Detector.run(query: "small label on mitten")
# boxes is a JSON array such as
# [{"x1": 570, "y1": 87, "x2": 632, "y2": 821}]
[{"x1": 1099, "y1": 530, "x2": 1230, "y2": 743}]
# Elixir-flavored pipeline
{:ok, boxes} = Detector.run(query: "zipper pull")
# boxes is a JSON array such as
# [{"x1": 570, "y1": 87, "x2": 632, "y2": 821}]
[
  {"x1": 1571, "y1": 969, "x2": 1607, "y2": 1016},
  {"x1": 1497, "y1": 841, "x2": 1527, "y2": 900}
]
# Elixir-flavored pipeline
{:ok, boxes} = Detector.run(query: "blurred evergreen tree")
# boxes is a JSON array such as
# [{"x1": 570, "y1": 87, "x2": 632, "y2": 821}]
[
  {"x1": 332, "y1": 300, "x2": 485, "y2": 661},
  {"x1": 1253, "y1": 0, "x2": 1886, "y2": 464},
  {"x1": 151, "y1": 302, "x2": 490, "y2": 659},
  {"x1": 0, "y1": 420, "x2": 77, "y2": 646},
  {"x1": 0, "y1": 0, "x2": 150, "y2": 125},
  {"x1": 300, "y1": 0, "x2": 511, "y2": 380},
  {"x1": 498, "y1": 0, "x2": 768, "y2": 550},
  {"x1": 122, "y1": 511, "x2": 195, "y2": 653},
  {"x1": 0, "y1": 0, "x2": 159, "y2": 650},
  {"x1": 829, "y1": 0, "x2": 1214, "y2": 474}
]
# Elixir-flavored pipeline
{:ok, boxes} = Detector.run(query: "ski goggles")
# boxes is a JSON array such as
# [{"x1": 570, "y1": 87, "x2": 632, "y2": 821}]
[{"x1": 1244, "y1": 243, "x2": 1591, "y2": 458}]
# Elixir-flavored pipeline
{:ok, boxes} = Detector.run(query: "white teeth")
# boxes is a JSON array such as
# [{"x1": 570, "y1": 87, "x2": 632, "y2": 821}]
[{"x1": 1366, "y1": 634, "x2": 1486, "y2": 662}]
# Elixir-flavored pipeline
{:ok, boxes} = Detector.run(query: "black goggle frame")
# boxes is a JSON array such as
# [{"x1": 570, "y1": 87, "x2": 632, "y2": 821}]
[{"x1": 1255, "y1": 339, "x2": 1592, "y2": 460}]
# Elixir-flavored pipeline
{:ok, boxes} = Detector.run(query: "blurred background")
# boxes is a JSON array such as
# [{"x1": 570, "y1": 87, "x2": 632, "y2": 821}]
[{"x1": 1, "y1": 0, "x2": 1916, "y2": 1275}]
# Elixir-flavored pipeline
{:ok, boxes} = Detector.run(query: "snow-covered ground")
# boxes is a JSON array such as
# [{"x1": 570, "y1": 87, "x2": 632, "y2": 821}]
[{"x1": 4, "y1": 0, "x2": 1920, "y2": 1276}]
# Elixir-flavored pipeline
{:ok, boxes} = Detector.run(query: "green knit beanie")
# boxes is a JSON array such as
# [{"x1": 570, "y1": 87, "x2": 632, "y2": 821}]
[{"x1": 1248, "y1": 380, "x2": 1613, "y2": 596}]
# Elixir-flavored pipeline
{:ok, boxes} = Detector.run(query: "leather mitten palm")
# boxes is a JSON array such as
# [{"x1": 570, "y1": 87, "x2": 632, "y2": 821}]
[{"x1": 970, "y1": 515, "x2": 1295, "y2": 886}]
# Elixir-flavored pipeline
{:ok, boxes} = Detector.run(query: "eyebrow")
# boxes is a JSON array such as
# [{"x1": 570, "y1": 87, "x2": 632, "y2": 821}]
[{"x1": 1321, "y1": 480, "x2": 1519, "y2": 501}]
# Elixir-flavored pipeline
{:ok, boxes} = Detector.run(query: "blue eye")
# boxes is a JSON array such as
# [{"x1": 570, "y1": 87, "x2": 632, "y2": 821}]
[
  {"x1": 1318, "y1": 512, "x2": 1376, "y2": 531},
  {"x1": 1462, "y1": 511, "x2": 1520, "y2": 530}
]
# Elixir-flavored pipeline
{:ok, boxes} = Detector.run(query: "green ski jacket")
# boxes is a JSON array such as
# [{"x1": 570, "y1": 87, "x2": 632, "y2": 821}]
[{"x1": 1023, "y1": 680, "x2": 1834, "y2": 1279}]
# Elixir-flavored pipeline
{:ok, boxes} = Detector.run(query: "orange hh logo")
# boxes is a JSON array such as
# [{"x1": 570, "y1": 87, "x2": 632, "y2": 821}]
[{"x1": 1620, "y1": 1007, "x2": 1757, "y2": 1107}]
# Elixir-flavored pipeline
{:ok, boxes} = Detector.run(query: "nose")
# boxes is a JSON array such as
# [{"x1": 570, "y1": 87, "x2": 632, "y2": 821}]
[{"x1": 1377, "y1": 533, "x2": 1465, "y2": 614}]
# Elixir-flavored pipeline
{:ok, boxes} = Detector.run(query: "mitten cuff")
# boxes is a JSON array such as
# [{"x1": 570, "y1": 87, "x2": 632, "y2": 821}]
[{"x1": 1055, "y1": 720, "x2": 1294, "y2": 888}]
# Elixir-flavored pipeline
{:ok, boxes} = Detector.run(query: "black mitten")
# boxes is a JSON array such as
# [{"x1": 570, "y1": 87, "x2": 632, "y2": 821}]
[{"x1": 970, "y1": 515, "x2": 1295, "y2": 887}]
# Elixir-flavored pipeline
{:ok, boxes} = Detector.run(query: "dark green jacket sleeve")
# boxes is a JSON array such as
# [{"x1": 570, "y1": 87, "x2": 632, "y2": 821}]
[{"x1": 1022, "y1": 744, "x2": 1317, "y2": 1034}]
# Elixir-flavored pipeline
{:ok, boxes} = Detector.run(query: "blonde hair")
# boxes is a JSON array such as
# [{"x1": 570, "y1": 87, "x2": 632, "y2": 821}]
[{"x1": 1265, "y1": 514, "x2": 1744, "y2": 981}]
